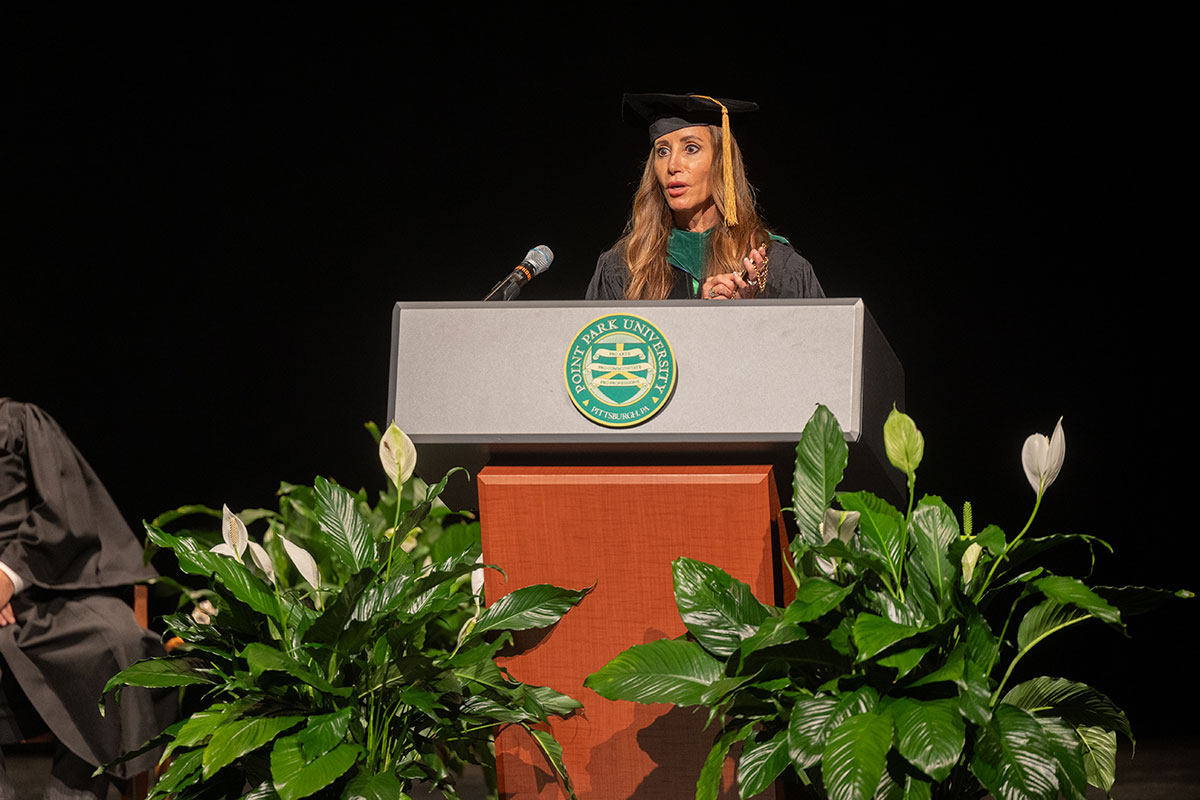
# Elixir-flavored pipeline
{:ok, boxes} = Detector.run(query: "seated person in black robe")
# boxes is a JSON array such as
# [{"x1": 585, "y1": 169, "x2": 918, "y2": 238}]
[
  {"x1": 587, "y1": 93, "x2": 824, "y2": 302},
  {"x1": 0, "y1": 399, "x2": 175, "y2": 800}
]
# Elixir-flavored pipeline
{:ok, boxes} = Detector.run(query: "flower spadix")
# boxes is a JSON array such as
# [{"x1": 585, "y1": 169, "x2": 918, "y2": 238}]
[
  {"x1": 1021, "y1": 417, "x2": 1066, "y2": 495},
  {"x1": 213, "y1": 504, "x2": 275, "y2": 582},
  {"x1": 379, "y1": 422, "x2": 417, "y2": 488}
]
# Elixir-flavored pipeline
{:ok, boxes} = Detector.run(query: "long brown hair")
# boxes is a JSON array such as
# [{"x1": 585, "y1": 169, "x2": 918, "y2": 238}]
[{"x1": 618, "y1": 125, "x2": 769, "y2": 300}]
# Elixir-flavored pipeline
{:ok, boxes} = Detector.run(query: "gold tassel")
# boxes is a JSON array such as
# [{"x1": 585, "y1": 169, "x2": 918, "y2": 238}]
[{"x1": 690, "y1": 94, "x2": 737, "y2": 227}]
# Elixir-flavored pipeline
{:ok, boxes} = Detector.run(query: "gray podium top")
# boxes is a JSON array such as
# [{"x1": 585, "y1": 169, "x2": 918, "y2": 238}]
[{"x1": 388, "y1": 299, "x2": 904, "y2": 507}]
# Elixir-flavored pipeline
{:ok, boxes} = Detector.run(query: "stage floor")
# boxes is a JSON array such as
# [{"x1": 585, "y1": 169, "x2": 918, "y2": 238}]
[{"x1": 4, "y1": 737, "x2": 1196, "y2": 799}]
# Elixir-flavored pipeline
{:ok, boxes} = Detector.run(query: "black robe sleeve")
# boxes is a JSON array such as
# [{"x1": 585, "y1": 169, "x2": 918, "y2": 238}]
[
  {"x1": 763, "y1": 240, "x2": 825, "y2": 299},
  {"x1": 0, "y1": 398, "x2": 156, "y2": 590},
  {"x1": 586, "y1": 246, "x2": 630, "y2": 300}
]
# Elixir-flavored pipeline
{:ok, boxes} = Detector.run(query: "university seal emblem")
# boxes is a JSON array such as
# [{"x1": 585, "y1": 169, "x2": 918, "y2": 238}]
[{"x1": 564, "y1": 314, "x2": 677, "y2": 428}]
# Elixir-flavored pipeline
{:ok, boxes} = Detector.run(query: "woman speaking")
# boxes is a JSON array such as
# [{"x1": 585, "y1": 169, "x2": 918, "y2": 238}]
[{"x1": 586, "y1": 93, "x2": 824, "y2": 301}]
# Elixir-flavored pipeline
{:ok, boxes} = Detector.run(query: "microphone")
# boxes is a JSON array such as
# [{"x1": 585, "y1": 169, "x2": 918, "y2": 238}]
[{"x1": 483, "y1": 245, "x2": 554, "y2": 301}]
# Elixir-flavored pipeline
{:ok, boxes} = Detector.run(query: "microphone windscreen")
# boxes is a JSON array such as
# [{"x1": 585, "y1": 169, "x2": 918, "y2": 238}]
[{"x1": 523, "y1": 245, "x2": 554, "y2": 276}]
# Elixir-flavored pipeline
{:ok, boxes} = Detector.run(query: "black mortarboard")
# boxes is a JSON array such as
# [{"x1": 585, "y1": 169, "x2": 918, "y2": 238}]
[
  {"x1": 621, "y1": 93, "x2": 759, "y2": 226},
  {"x1": 622, "y1": 93, "x2": 759, "y2": 142}
]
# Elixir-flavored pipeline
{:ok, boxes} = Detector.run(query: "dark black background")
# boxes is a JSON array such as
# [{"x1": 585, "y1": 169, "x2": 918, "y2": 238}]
[{"x1": 6, "y1": 9, "x2": 1192, "y2": 736}]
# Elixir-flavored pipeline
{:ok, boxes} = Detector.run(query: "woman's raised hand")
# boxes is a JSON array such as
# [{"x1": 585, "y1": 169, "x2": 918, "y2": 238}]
[{"x1": 701, "y1": 243, "x2": 768, "y2": 300}]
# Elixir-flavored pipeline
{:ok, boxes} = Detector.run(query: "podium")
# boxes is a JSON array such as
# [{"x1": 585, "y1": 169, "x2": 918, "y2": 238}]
[{"x1": 388, "y1": 299, "x2": 903, "y2": 799}]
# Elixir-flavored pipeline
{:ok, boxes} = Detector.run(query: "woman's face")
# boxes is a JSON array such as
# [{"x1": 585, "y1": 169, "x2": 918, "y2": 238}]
[{"x1": 653, "y1": 125, "x2": 718, "y2": 231}]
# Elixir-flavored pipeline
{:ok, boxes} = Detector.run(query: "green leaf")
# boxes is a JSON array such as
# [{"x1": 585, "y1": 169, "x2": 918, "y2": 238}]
[
  {"x1": 241, "y1": 643, "x2": 349, "y2": 696},
  {"x1": 1035, "y1": 717, "x2": 1088, "y2": 800},
  {"x1": 426, "y1": 521, "x2": 480, "y2": 565},
  {"x1": 1095, "y1": 584, "x2": 1195, "y2": 616},
  {"x1": 418, "y1": 465, "x2": 468, "y2": 509},
  {"x1": 822, "y1": 711, "x2": 893, "y2": 800},
  {"x1": 785, "y1": 577, "x2": 856, "y2": 624},
  {"x1": 910, "y1": 645, "x2": 991, "y2": 727},
  {"x1": 976, "y1": 524, "x2": 1007, "y2": 556},
  {"x1": 461, "y1": 695, "x2": 541, "y2": 725},
  {"x1": 352, "y1": 571, "x2": 416, "y2": 622},
  {"x1": 1034, "y1": 575, "x2": 1124, "y2": 634},
  {"x1": 1078, "y1": 725, "x2": 1117, "y2": 793},
  {"x1": 161, "y1": 702, "x2": 246, "y2": 762},
  {"x1": 1004, "y1": 533, "x2": 1113, "y2": 575},
  {"x1": 907, "y1": 643, "x2": 965, "y2": 688},
  {"x1": 838, "y1": 492, "x2": 904, "y2": 583},
  {"x1": 526, "y1": 684, "x2": 584, "y2": 719},
  {"x1": 103, "y1": 656, "x2": 216, "y2": 696},
  {"x1": 738, "y1": 729, "x2": 791, "y2": 797},
  {"x1": 792, "y1": 404, "x2": 850, "y2": 547},
  {"x1": 145, "y1": 524, "x2": 279, "y2": 617},
  {"x1": 877, "y1": 644, "x2": 932, "y2": 678},
  {"x1": 202, "y1": 714, "x2": 305, "y2": 777},
  {"x1": 970, "y1": 704, "x2": 1058, "y2": 800},
  {"x1": 148, "y1": 748, "x2": 204, "y2": 798},
  {"x1": 902, "y1": 554, "x2": 941, "y2": 626},
  {"x1": 583, "y1": 639, "x2": 724, "y2": 706},
  {"x1": 697, "y1": 723, "x2": 754, "y2": 800},
  {"x1": 739, "y1": 614, "x2": 808, "y2": 659},
  {"x1": 1002, "y1": 677, "x2": 1132, "y2": 744},
  {"x1": 852, "y1": 614, "x2": 926, "y2": 661},
  {"x1": 963, "y1": 604, "x2": 1000, "y2": 672},
  {"x1": 912, "y1": 495, "x2": 958, "y2": 549},
  {"x1": 303, "y1": 570, "x2": 374, "y2": 645},
  {"x1": 902, "y1": 775, "x2": 933, "y2": 800},
  {"x1": 529, "y1": 728, "x2": 578, "y2": 800},
  {"x1": 475, "y1": 583, "x2": 590, "y2": 634},
  {"x1": 1016, "y1": 599, "x2": 1089, "y2": 654},
  {"x1": 910, "y1": 499, "x2": 958, "y2": 618},
  {"x1": 787, "y1": 696, "x2": 839, "y2": 768},
  {"x1": 672, "y1": 558, "x2": 770, "y2": 657},
  {"x1": 889, "y1": 697, "x2": 964, "y2": 782},
  {"x1": 883, "y1": 408, "x2": 923, "y2": 477},
  {"x1": 314, "y1": 476, "x2": 375, "y2": 574},
  {"x1": 293, "y1": 707, "x2": 354, "y2": 761},
  {"x1": 959, "y1": 655, "x2": 994, "y2": 728},
  {"x1": 788, "y1": 688, "x2": 879, "y2": 769},
  {"x1": 270, "y1": 737, "x2": 362, "y2": 800},
  {"x1": 341, "y1": 771, "x2": 410, "y2": 800}
]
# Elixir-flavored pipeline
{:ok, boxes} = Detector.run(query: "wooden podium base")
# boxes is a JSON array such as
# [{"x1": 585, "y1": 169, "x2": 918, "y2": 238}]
[{"x1": 479, "y1": 465, "x2": 788, "y2": 800}]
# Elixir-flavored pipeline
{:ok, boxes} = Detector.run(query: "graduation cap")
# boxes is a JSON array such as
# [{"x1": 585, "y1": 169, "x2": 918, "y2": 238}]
[{"x1": 621, "y1": 93, "x2": 759, "y2": 226}]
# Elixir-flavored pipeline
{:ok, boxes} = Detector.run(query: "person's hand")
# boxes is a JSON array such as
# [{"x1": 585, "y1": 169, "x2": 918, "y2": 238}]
[
  {"x1": 0, "y1": 571, "x2": 14, "y2": 626},
  {"x1": 701, "y1": 271, "x2": 748, "y2": 300},
  {"x1": 740, "y1": 243, "x2": 769, "y2": 296},
  {"x1": 701, "y1": 244, "x2": 769, "y2": 300}
]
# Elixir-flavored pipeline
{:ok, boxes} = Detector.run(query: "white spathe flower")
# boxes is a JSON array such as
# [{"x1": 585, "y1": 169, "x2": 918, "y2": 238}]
[
  {"x1": 213, "y1": 505, "x2": 275, "y2": 582},
  {"x1": 379, "y1": 422, "x2": 417, "y2": 488},
  {"x1": 815, "y1": 508, "x2": 860, "y2": 577},
  {"x1": 1021, "y1": 417, "x2": 1066, "y2": 495},
  {"x1": 191, "y1": 599, "x2": 218, "y2": 626},
  {"x1": 961, "y1": 542, "x2": 983, "y2": 585},
  {"x1": 819, "y1": 508, "x2": 860, "y2": 545},
  {"x1": 213, "y1": 504, "x2": 248, "y2": 561},
  {"x1": 280, "y1": 536, "x2": 321, "y2": 589}
]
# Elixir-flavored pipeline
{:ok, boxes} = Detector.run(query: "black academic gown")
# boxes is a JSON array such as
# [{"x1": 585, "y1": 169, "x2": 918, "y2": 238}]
[
  {"x1": 0, "y1": 398, "x2": 174, "y2": 780},
  {"x1": 585, "y1": 238, "x2": 826, "y2": 300}
]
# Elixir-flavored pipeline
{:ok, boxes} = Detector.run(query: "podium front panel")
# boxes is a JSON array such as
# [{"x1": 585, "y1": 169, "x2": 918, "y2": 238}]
[{"x1": 389, "y1": 298, "x2": 895, "y2": 443}]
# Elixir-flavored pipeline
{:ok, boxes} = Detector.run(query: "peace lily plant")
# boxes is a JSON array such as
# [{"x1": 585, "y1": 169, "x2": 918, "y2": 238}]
[
  {"x1": 105, "y1": 423, "x2": 588, "y2": 800},
  {"x1": 585, "y1": 406, "x2": 1189, "y2": 800}
]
